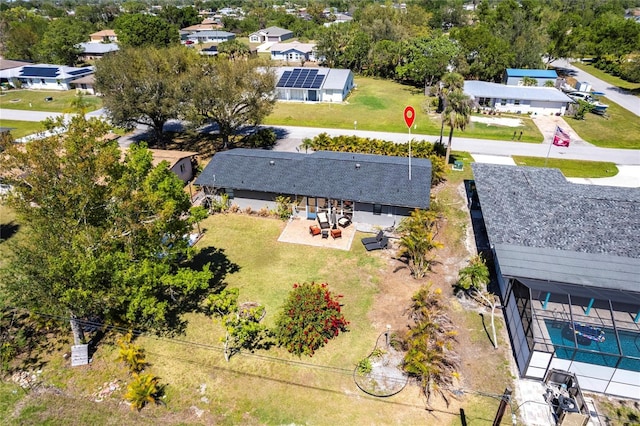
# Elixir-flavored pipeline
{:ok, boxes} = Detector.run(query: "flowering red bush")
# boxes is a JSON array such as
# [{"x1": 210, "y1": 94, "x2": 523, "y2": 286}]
[{"x1": 274, "y1": 282, "x2": 349, "y2": 357}]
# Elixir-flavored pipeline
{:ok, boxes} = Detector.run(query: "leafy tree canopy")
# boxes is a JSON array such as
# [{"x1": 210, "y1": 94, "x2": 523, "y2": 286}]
[
  {"x1": 95, "y1": 45, "x2": 197, "y2": 145},
  {"x1": 115, "y1": 13, "x2": 179, "y2": 48},
  {"x1": 37, "y1": 17, "x2": 93, "y2": 66},
  {"x1": 0, "y1": 115, "x2": 214, "y2": 345}
]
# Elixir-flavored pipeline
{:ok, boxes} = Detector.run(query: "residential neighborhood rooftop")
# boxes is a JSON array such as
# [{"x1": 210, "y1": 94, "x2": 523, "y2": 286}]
[
  {"x1": 464, "y1": 80, "x2": 574, "y2": 102},
  {"x1": 471, "y1": 163, "x2": 640, "y2": 291},
  {"x1": 505, "y1": 68, "x2": 558, "y2": 78},
  {"x1": 195, "y1": 149, "x2": 432, "y2": 209}
]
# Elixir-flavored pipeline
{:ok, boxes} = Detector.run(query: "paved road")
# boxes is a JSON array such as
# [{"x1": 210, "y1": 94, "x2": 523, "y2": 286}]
[
  {"x1": 553, "y1": 59, "x2": 640, "y2": 116},
  {"x1": 271, "y1": 125, "x2": 640, "y2": 165}
]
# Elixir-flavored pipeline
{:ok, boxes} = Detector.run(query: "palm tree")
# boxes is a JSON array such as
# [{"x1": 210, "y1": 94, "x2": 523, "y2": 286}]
[
  {"x1": 437, "y1": 73, "x2": 465, "y2": 145},
  {"x1": 457, "y1": 254, "x2": 498, "y2": 349},
  {"x1": 397, "y1": 209, "x2": 443, "y2": 279},
  {"x1": 443, "y1": 89, "x2": 473, "y2": 166},
  {"x1": 402, "y1": 284, "x2": 459, "y2": 407}
]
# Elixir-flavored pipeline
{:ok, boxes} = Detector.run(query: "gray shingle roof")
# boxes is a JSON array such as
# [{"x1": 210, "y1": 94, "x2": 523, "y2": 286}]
[
  {"x1": 471, "y1": 163, "x2": 640, "y2": 291},
  {"x1": 195, "y1": 149, "x2": 431, "y2": 208},
  {"x1": 256, "y1": 26, "x2": 293, "y2": 36},
  {"x1": 464, "y1": 80, "x2": 573, "y2": 102}
]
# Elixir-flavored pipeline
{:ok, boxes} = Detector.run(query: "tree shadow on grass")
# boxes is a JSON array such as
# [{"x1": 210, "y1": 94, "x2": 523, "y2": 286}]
[
  {"x1": 478, "y1": 312, "x2": 497, "y2": 348},
  {"x1": 0, "y1": 221, "x2": 20, "y2": 242},
  {"x1": 187, "y1": 246, "x2": 240, "y2": 291}
]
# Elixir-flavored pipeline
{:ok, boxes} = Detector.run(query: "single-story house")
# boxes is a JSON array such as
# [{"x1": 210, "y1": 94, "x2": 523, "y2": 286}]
[
  {"x1": 270, "y1": 42, "x2": 316, "y2": 62},
  {"x1": 186, "y1": 30, "x2": 235, "y2": 44},
  {"x1": 503, "y1": 68, "x2": 558, "y2": 87},
  {"x1": 1, "y1": 64, "x2": 94, "y2": 90},
  {"x1": 195, "y1": 149, "x2": 432, "y2": 227},
  {"x1": 464, "y1": 80, "x2": 573, "y2": 116},
  {"x1": 0, "y1": 59, "x2": 32, "y2": 84},
  {"x1": 249, "y1": 26, "x2": 294, "y2": 43},
  {"x1": 275, "y1": 67, "x2": 355, "y2": 102},
  {"x1": 471, "y1": 163, "x2": 640, "y2": 400},
  {"x1": 149, "y1": 149, "x2": 199, "y2": 183},
  {"x1": 323, "y1": 12, "x2": 353, "y2": 27},
  {"x1": 70, "y1": 74, "x2": 97, "y2": 95},
  {"x1": 181, "y1": 23, "x2": 220, "y2": 33},
  {"x1": 77, "y1": 42, "x2": 119, "y2": 61},
  {"x1": 89, "y1": 29, "x2": 118, "y2": 43}
]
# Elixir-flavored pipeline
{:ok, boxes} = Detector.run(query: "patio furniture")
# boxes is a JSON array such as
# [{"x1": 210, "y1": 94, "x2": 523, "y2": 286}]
[
  {"x1": 364, "y1": 237, "x2": 388, "y2": 251},
  {"x1": 322, "y1": 230, "x2": 329, "y2": 239},
  {"x1": 338, "y1": 217, "x2": 351, "y2": 228},
  {"x1": 309, "y1": 225, "x2": 321, "y2": 236},
  {"x1": 317, "y1": 212, "x2": 330, "y2": 229},
  {"x1": 330, "y1": 228, "x2": 342, "y2": 239},
  {"x1": 361, "y1": 230, "x2": 383, "y2": 246}
]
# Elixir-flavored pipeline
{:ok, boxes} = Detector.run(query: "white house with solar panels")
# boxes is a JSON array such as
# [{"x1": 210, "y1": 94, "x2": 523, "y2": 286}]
[
  {"x1": 274, "y1": 67, "x2": 354, "y2": 102},
  {"x1": 1, "y1": 64, "x2": 94, "y2": 91}
]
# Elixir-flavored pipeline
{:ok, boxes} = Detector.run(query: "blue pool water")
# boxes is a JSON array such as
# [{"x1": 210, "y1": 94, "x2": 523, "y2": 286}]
[{"x1": 544, "y1": 319, "x2": 640, "y2": 372}]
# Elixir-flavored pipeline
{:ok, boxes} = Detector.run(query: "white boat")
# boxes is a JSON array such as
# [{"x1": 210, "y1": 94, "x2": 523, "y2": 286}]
[{"x1": 567, "y1": 91, "x2": 609, "y2": 115}]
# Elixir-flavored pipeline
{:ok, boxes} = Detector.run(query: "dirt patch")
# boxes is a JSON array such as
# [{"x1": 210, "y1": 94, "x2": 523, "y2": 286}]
[{"x1": 365, "y1": 179, "x2": 513, "y2": 416}]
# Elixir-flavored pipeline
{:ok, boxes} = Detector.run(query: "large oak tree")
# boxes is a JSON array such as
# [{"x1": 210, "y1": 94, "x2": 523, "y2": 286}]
[
  {"x1": 187, "y1": 57, "x2": 277, "y2": 149},
  {"x1": 95, "y1": 45, "x2": 197, "y2": 146},
  {"x1": 0, "y1": 115, "x2": 213, "y2": 346}
]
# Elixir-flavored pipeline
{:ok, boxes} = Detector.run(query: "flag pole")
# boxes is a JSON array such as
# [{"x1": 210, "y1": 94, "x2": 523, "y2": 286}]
[
  {"x1": 545, "y1": 126, "x2": 556, "y2": 167},
  {"x1": 408, "y1": 127, "x2": 412, "y2": 181}
]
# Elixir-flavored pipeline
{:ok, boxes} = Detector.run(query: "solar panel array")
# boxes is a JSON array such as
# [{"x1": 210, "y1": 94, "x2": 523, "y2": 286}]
[
  {"x1": 277, "y1": 69, "x2": 325, "y2": 89},
  {"x1": 20, "y1": 67, "x2": 59, "y2": 78},
  {"x1": 68, "y1": 68, "x2": 92, "y2": 76}
]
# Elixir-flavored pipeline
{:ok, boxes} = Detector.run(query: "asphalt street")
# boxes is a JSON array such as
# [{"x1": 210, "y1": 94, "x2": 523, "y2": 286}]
[{"x1": 553, "y1": 59, "x2": 640, "y2": 116}]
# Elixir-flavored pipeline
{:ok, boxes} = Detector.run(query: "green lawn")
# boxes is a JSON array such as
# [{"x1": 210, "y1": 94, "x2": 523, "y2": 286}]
[
  {"x1": 0, "y1": 120, "x2": 47, "y2": 139},
  {"x1": 265, "y1": 77, "x2": 542, "y2": 142},
  {"x1": 568, "y1": 61, "x2": 640, "y2": 94},
  {"x1": 0, "y1": 89, "x2": 102, "y2": 113},
  {"x1": 564, "y1": 97, "x2": 640, "y2": 149},
  {"x1": 512, "y1": 156, "x2": 618, "y2": 178}
]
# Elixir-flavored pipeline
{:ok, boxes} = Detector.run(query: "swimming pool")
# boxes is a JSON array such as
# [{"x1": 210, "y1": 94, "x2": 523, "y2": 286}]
[{"x1": 544, "y1": 319, "x2": 640, "y2": 372}]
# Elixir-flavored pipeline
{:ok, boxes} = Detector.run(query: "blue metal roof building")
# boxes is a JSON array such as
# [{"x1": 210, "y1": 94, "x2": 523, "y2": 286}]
[{"x1": 504, "y1": 68, "x2": 558, "y2": 87}]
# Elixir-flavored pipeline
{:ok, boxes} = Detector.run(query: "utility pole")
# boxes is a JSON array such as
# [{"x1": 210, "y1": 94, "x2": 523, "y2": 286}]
[{"x1": 492, "y1": 387, "x2": 512, "y2": 426}]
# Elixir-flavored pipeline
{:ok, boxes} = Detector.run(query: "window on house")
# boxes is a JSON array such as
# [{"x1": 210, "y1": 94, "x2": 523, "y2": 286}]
[
  {"x1": 180, "y1": 163, "x2": 186, "y2": 173},
  {"x1": 514, "y1": 99, "x2": 521, "y2": 105},
  {"x1": 40, "y1": 79, "x2": 45, "y2": 84},
  {"x1": 501, "y1": 99, "x2": 507, "y2": 105},
  {"x1": 226, "y1": 189, "x2": 234, "y2": 199},
  {"x1": 373, "y1": 204, "x2": 382, "y2": 215}
]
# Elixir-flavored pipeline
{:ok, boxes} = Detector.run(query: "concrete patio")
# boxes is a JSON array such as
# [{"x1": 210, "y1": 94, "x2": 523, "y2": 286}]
[{"x1": 277, "y1": 217, "x2": 357, "y2": 250}]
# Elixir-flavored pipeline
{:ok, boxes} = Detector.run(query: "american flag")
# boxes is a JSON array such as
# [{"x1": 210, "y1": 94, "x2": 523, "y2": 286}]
[{"x1": 552, "y1": 126, "x2": 570, "y2": 147}]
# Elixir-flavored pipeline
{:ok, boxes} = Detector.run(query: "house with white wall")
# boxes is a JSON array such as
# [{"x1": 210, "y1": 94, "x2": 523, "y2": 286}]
[
  {"x1": 274, "y1": 67, "x2": 354, "y2": 103},
  {"x1": 464, "y1": 80, "x2": 573, "y2": 116}
]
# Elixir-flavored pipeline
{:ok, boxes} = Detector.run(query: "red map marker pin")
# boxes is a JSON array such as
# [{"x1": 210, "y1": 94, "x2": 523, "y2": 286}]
[{"x1": 404, "y1": 106, "x2": 415, "y2": 128}]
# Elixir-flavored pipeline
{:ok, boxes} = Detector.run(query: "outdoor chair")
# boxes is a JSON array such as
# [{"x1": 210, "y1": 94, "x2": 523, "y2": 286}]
[
  {"x1": 330, "y1": 228, "x2": 342, "y2": 239},
  {"x1": 309, "y1": 225, "x2": 321, "y2": 236},
  {"x1": 338, "y1": 217, "x2": 351, "y2": 228},
  {"x1": 364, "y1": 237, "x2": 388, "y2": 251},
  {"x1": 361, "y1": 230, "x2": 383, "y2": 246},
  {"x1": 317, "y1": 212, "x2": 330, "y2": 229}
]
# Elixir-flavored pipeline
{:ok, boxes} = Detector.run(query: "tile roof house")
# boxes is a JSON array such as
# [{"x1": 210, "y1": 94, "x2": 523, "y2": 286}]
[
  {"x1": 274, "y1": 67, "x2": 355, "y2": 102},
  {"x1": 195, "y1": 149, "x2": 432, "y2": 227},
  {"x1": 249, "y1": 26, "x2": 294, "y2": 43},
  {"x1": 89, "y1": 29, "x2": 118, "y2": 43},
  {"x1": 1, "y1": 64, "x2": 94, "y2": 90},
  {"x1": 471, "y1": 163, "x2": 640, "y2": 399},
  {"x1": 270, "y1": 42, "x2": 316, "y2": 62},
  {"x1": 464, "y1": 80, "x2": 573, "y2": 116}
]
